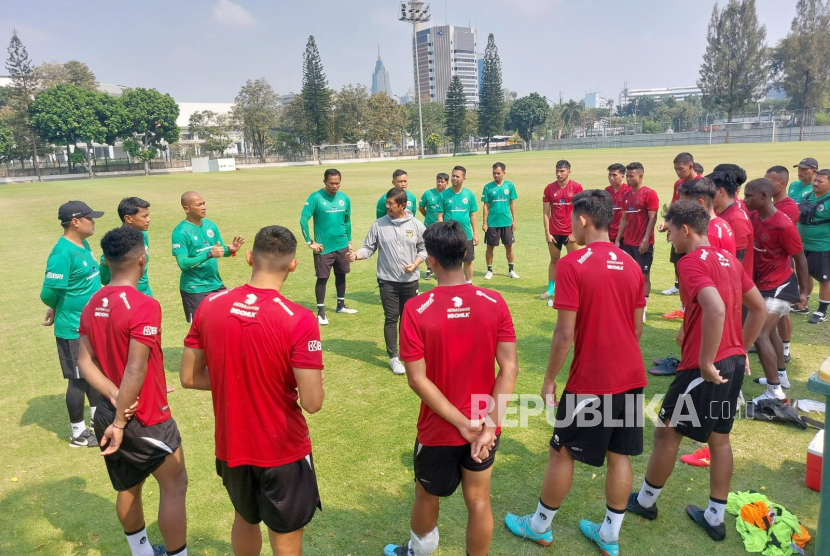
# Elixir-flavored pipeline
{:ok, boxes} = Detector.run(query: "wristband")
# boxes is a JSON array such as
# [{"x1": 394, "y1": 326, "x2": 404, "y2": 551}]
[{"x1": 112, "y1": 423, "x2": 125, "y2": 430}]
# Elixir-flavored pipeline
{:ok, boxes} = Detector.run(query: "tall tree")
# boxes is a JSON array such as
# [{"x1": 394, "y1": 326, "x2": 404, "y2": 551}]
[
  {"x1": 559, "y1": 99, "x2": 582, "y2": 137},
  {"x1": 365, "y1": 92, "x2": 406, "y2": 155},
  {"x1": 772, "y1": 0, "x2": 830, "y2": 140},
  {"x1": 478, "y1": 34, "x2": 504, "y2": 155},
  {"x1": 444, "y1": 76, "x2": 467, "y2": 156},
  {"x1": 406, "y1": 101, "x2": 444, "y2": 144},
  {"x1": 188, "y1": 110, "x2": 234, "y2": 158},
  {"x1": 505, "y1": 93, "x2": 548, "y2": 149},
  {"x1": 5, "y1": 30, "x2": 41, "y2": 181},
  {"x1": 301, "y1": 36, "x2": 332, "y2": 146},
  {"x1": 64, "y1": 60, "x2": 97, "y2": 90},
  {"x1": 0, "y1": 117, "x2": 13, "y2": 163},
  {"x1": 232, "y1": 78, "x2": 280, "y2": 163},
  {"x1": 120, "y1": 87, "x2": 180, "y2": 176},
  {"x1": 698, "y1": 0, "x2": 769, "y2": 142},
  {"x1": 34, "y1": 60, "x2": 97, "y2": 91},
  {"x1": 332, "y1": 84, "x2": 369, "y2": 144}
]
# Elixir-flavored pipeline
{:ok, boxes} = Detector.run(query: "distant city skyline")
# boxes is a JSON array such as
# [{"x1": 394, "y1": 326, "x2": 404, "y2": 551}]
[
  {"x1": 0, "y1": 0, "x2": 800, "y2": 104},
  {"x1": 371, "y1": 47, "x2": 393, "y2": 96}
]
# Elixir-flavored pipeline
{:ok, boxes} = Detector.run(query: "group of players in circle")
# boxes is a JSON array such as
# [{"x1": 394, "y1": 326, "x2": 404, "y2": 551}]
[{"x1": 37, "y1": 151, "x2": 829, "y2": 556}]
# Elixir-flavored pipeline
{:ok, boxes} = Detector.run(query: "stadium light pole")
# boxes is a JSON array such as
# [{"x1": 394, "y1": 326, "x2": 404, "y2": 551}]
[{"x1": 400, "y1": 1, "x2": 431, "y2": 160}]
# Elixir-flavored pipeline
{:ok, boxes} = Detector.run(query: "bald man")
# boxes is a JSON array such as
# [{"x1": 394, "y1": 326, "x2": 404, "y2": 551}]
[{"x1": 172, "y1": 191, "x2": 244, "y2": 322}]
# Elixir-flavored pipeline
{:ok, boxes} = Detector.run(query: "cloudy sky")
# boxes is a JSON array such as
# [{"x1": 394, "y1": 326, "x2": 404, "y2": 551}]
[{"x1": 1, "y1": 0, "x2": 798, "y2": 104}]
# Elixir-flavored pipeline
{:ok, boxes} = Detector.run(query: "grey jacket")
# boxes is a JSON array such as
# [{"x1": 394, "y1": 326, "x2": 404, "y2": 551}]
[{"x1": 356, "y1": 210, "x2": 428, "y2": 282}]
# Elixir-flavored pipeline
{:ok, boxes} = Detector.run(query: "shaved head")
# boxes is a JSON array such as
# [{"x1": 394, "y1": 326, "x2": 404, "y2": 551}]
[
  {"x1": 181, "y1": 191, "x2": 201, "y2": 206},
  {"x1": 181, "y1": 191, "x2": 206, "y2": 221},
  {"x1": 745, "y1": 178, "x2": 774, "y2": 196}
]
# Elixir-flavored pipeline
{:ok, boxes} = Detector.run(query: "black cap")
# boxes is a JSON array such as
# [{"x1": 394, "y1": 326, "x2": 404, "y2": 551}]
[
  {"x1": 794, "y1": 157, "x2": 818, "y2": 169},
  {"x1": 58, "y1": 201, "x2": 105, "y2": 223}
]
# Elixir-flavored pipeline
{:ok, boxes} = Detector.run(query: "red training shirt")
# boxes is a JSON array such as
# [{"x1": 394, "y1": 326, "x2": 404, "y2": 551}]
[
  {"x1": 774, "y1": 197, "x2": 800, "y2": 224},
  {"x1": 79, "y1": 285, "x2": 170, "y2": 426},
  {"x1": 184, "y1": 284, "x2": 324, "y2": 468},
  {"x1": 750, "y1": 210, "x2": 803, "y2": 291},
  {"x1": 400, "y1": 284, "x2": 516, "y2": 447},
  {"x1": 677, "y1": 247, "x2": 754, "y2": 371},
  {"x1": 622, "y1": 186, "x2": 660, "y2": 247},
  {"x1": 718, "y1": 202, "x2": 754, "y2": 276},
  {"x1": 553, "y1": 242, "x2": 647, "y2": 394},
  {"x1": 709, "y1": 216, "x2": 736, "y2": 255},
  {"x1": 605, "y1": 183, "x2": 632, "y2": 241},
  {"x1": 543, "y1": 180, "x2": 583, "y2": 235},
  {"x1": 671, "y1": 175, "x2": 702, "y2": 204}
]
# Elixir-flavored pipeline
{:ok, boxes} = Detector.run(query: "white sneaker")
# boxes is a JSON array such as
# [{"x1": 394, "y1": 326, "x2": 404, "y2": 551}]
[
  {"x1": 754, "y1": 375, "x2": 791, "y2": 389},
  {"x1": 643, "y1": 310, "x2": 647, "y2": 323},
  {"x1": 508, "y1": 270, "x2": 520, "y2": 279},
  {"x1": 484, "y1": 270, "x2": 493, "y2": 280},
  {"x1": 662, "y1": 286, "x2": 680, "y2": 296},
  {"x1": 547, "y1": 298, "x2": 553, "y2": 307},
  {"x1": 389, "y1": 357, "x2": 406, "y2": 375},
  {"x1": 317, "y1": 314, "x2": 329, "y2": 326},
  {"x1": 752, "y1": 390, "x2": 786, "y2": 404},
  {"x1": 736, "y1": 390, "x2": 746, "y2": 410},
  {"x1": 336, "y1": 306, "x2": 358, "y2": 314}
]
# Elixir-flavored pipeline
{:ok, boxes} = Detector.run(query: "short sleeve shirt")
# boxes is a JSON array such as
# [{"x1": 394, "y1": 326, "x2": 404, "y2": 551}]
[
  {"x1": 788, "y1": 180, "x2": 812, "y2": 202},
  {"x1": 750, "y1": 210, "x2": 803, "y2": 291},
  {"x1": 42, "y1": 237, "x2": 101, "y2": 339},
  {"x1": 719, "y1": 202, "x2": 754, "y2": 276},
  {"x1": 481, "y1": 181, "x2": 517, "y2": 228},
  {"x1": 709, "y1": 216, "x2": 736, "y2": 255},
  {"x1": 775, "y1": 197, "x2": 800, "y2": 224},
  {"x1": 171, "y1": 219, "x2": 226, "y2": 293},
  {"x1": 621, "y1": 186, "x2": 660, "y2": 246},
  {"x1": 100, "y1": 231, "x2": 152, "y2": 297},
  {"x1": 419, "y1": 188, "x2": 445, "y2": 226},
  {"x1": 377, "y1": 190, "x2": 417, "y2": 218},
  {"x1": 441, "y1": 188, "x2": 479, "y2": 240},
  {"x1": 300, "y1": 189, "x2": 352, "y2": 254},
  {"x1": 797, "y1": 191, "x2": 830, "y2": 252},
  {"x1": 543, "y1": 180, "x2": 583, "y2": 235},
  {"x1": 605, "y1": 184, "x2": 631, "y2": 240}
]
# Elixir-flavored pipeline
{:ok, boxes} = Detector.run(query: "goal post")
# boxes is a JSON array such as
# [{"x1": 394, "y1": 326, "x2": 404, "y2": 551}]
[{"x1": 708, "y1": 120, "x2": 778, "y2": 145}]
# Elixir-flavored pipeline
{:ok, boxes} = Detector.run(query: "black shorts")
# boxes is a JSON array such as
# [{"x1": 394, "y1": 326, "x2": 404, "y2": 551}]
[
  {"x1": 413, "y1": 436, "x2": 499, "y2": 497},
  {"x1": 180, "y1": 286, "x2": 226, "y2": 323},
  {"x1": 759, "y1": 273, "x2": 800, "y2": 304},
  {"x1": 551, "y1": 234, "x2": 571, "y2": 251},
  {"x1": 463, "y1": 240, "x2": 475, "y2": 263},
  {"x1": 658, "y1": 355, "x2": 746, "y2": 443},
  {"x1": 670, "y1": 245, "x2": 685, "y2": 265},
  {"x1": 485, "y1": 226, "x2": 515, "y2": 247},
  {"x1": 550, "y1": 388, "x2": 644, "y2": 467},
  {"x1": 56, "y1": 337, "x2": 80, "y2": 379},
  {"x1": 92, "y1": 401, "x2": 182, "y2": 492},
  {"x1": 805, "y1": 250, "x2": 830, "y2": 282},
  {"x1": 314, "y1": 247, "x2": 350, "y2": 279},
  {"x1": 216, "y1": 455, "x2": 321, "y2": 534},
  {"x1": 621, "y1": 243, "x2": 655, "y2": 274}
]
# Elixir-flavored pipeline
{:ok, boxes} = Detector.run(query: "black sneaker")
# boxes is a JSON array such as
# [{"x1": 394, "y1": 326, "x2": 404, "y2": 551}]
[
  {"x1": 808, "y1": 311, "x2": 827, "y2": 324},
  {"x1": 626, "y1": 492, "x2": 658, "y2": 520},
  {"x1": 747, "y1": 345, "x2": 757, "y2": 354},
  {"x1": 784, "y1": 353, "x2": 791, "y2": 363},
  {"x1": 685, "y1": 505, "x2": 726, "y2": 541},
  {"x1": 791, "y1": 304, "x2": 810, "y2": 315},
  {"x1": 383, "y1": 542, "x2": 411, "y2": 555},
  {"x1": 424, "y1": 270, "x2": 432, "y2": 280},
  {"x1": 69, "y1": 429, "x2": 99, "y2": 448}
]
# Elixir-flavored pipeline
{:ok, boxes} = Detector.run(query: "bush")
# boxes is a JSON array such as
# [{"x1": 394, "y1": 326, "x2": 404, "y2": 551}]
[{"x1": 814, "y1": 112, "x2": 830, "y2": 126}]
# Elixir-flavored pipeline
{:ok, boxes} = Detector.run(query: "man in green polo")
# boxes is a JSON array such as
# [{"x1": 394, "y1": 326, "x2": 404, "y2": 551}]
[
  {"x1": 482, "y1": 161, "x2": 519, "y2": 280},
  {"x1": 418, "y1": 172, "x2": 449, "y2": 279},
  {"x1": 172, "y1": 191, "x2": 245, "y2": 323},
  {"x1": 798, "y1": 168, "x2": 830, "y2": 324},
  {"x1": 100, "y1": 197, "x2": 152, "y2": 297},
  {"x1": 437, "y1": 165, "x2": 479, "y2": 283},
  {"x1": 376, "y1": 169, "x2": 417, "y2": 218},
  {"x1": 788, "y1": 157, "x2": 818, "y2": 201},
  {"x1": 41, "y1": 201, "x2": 104, "y2": 448}
]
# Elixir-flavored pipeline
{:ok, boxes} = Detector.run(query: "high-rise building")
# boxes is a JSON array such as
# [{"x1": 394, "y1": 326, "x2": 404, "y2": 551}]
[
  {"x1": 372, "y1": 47, "x2": 393, "y2": 96},
  {"x1": 412, "y1": 25, "x2": 479, "y2": 107}
]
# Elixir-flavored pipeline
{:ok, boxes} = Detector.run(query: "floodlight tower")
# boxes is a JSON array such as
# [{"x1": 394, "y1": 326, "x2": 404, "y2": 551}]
[{"x1": 399, "y1": 1, "x2": 431, "y2": 159}]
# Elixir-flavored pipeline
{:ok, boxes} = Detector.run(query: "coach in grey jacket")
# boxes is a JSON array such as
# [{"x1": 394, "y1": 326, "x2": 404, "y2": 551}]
[{"x1": 349, "y1": 187, "x2": 427, "y2": 375}]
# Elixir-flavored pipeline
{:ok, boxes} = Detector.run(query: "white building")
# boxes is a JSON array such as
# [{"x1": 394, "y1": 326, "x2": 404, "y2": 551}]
[
  {"x1": 584, "y1": 92, "x2": 612, "y2": 110},
  {"x1": 413, "y1": 25, "x2": 479, "y2": 107}
]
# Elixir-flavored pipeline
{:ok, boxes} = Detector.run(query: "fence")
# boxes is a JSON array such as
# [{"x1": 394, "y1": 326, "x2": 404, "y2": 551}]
[{"x1": 0, "y1": 158, "x2": 190, "y2": 178}]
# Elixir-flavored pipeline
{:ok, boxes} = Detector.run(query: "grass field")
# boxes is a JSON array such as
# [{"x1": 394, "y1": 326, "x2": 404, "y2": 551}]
[{"x1": 1, "y1": 143, "x2": 828, "y2": 555}]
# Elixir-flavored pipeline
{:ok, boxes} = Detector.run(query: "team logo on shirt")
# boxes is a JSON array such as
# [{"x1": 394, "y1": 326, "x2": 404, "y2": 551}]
[
  {"x1": 102, "y1": 297, "x2": 109, "y2": 308},
  {"x1": 406, "y1": 230, "x2": 413, "y2": 238},
  {"x1": 417, "y1": 293, "x2": 435, "y2": 314},
  {"x1": 308, "y1": 340, "x2": 322, "y2": 352},
  {"x1": 206, "y1": 230, "x2": 215, "y2": 238},
  {"x1": 172, "y1": 243, "x2": 181, "y2": 249},
  {"x1": 577, "y1": 248, "x2": 593, "y2": 264},
  {"x1": 607, "y1": 250, "x2": 624, "y2": 271},
  {"x1": 452, "y1": 296, "x2": 463, "y2": 307},
  {"x1": 142, "y1": 326, "x2": 158, "y2": 336},
  {"x1": 462, "y1": 198, "x2": 468, "y2": 204},
  {"x1": 339, "y1": 200, "x2": 345, "y2": 206},
  {"x1": 504, "y1": 188, "x2": 509, "y2": 195},
  {"x1": 245, "y1": 293, "x2": 257, "y2": 305},
  {"x1": 716, "y1": 252, "x2": 731, "y2": 268},
  {"x1": 83, "y1": 261, "x2": 87, "y2": 266},
  {"x1": 820, "y1": 203, "x2": 826, "y2": 212},
  {"x1": 46, "y1": 272, "x2": 63, "y2": 280},
  {"x1": 447, "y1": 296, "x2": 470, "y2": 319}
]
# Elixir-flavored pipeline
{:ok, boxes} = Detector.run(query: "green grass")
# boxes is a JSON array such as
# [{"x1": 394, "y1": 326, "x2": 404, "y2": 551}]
[{"x1": 1, "y1": 143, "x2": 828, "y2": 555}]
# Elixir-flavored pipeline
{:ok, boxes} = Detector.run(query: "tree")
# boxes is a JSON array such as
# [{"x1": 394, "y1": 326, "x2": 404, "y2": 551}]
[
  {"x1": 697, "y1": 0, "x2": 768, "y2": 142},
  {"x1": 478, "y1": 34, "x2": 504, "y2": 154},
  {"x1": 301, "y1": 36, "x2": 332, "y2": 146},
  {"x1": 505, "y1": 93, "x2": 549, "y2": 149},
  {"x1": 29, "y1": 84, "x2": 107, "y2": 178},
  {"x1": 444, "y1": 76, "x2": 467, "y2": 155},
  {"x1": 64, "y1": 61, "x2": 97, "y2": 90},
  {"x1": 233, "y1": 78, "x2": 280, "y2": 162},
  {"x1": 120, "y1": 87, "x2": 180, "y2": 176},
  {"x1": 0, "y1": 117, "x2": 13, "y2": 163},
  {"x1": 0, "y1": 86, "x2": 11, "y2": 109},
  {"x1": 5, "y1": 30, "x2": 41, "y2": 181},
  {"x1": 406, "y1": 101, "x2": 444, "y2": 146},
  {"x1": 365, "y1": 93, "x2": 406, "y2": 155},
  {"x1": 772, "y1": 0, "x2": 830, "y2": 140},
  {"x1": 332, "y1": 84, "x2": 369, "y2": 144},
  {"x1": 559, "y1": 99, "x2": 583, "y2": 138},
  {"x1": 188, "y1": 110, "x2": 234, "y2": 158},
  {"x1": 34, "y1": 60, "x2": 97, "y2": 91},
  {"x1": 465, "y1": 110, "x2": 478, "y2": 144},
  {"x1": 425, "y1": 132, "x2": 441, "y2": 154}
]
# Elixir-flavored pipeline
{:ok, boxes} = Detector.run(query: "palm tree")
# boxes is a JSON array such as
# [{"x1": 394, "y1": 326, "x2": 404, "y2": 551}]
[{"x1": 560, "y1": 100, "x2": 582, "y2": 137}]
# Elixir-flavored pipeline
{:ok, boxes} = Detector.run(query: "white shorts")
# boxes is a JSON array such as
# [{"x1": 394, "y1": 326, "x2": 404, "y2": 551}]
[{"x1": 765, "y1": 297, "x2": 791, "y2": 317}]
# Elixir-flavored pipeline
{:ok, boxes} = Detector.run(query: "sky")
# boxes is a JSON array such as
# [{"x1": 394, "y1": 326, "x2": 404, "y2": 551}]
[{"x1": 0, "y1": 0, "x2": 799, "y2": 105}]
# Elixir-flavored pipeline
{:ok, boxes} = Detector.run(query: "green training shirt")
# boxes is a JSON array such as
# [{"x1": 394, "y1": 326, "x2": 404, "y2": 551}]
[
  {"x1": 100, "y1": 230, "x2": 152, "y2": 297},
  {"x1": 481, "y1": 180, "x2": 517, "y2": 228},
  {"x1": 788, "y1": 180, "x2": 812, "y2": 202},
  {"x1": 41, "y1": 237, "x2": 102, "y2": 339},
  {"x1": 797, "y1": 190, "x2": 830, "y2": 252},
  {"x1": 419, "y1": 188, "x2": 444, "y2": 226},
  {"x1": 300, "y1": 189, "x2": 352, "y2": 255},
  {"x1": 376, "y1": 190, "x2": 417, "y2": 218},
  {"x1": 441, "y1": 187, "x2": 478, "y2": 240},
  {"x1": 171, "y1": 218, "x2": 228, "y2": 293}
]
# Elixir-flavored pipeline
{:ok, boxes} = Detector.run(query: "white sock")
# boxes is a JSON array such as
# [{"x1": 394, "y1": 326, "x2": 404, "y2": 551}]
[
  {"x1": 644, "y1": 296, "x2": 649, "y2": 307},
  {"x1": 70, "y1": 421, "x2": 86, "y2": 438},
  {"x1": 637, "y1": 480, "x2": 662, "y2": 509},
  {"x1": 599, "y1": 506, "x2": 625, "y2": 543},
  {"x1": 767, "y1": 383, "x2": 785, "y2": 399},
  {"x1": 408, "y1": 527, "x2": 438, "y2": 556},
  {"x1": 124, "y1": 527, "x2": 154, "y2": 556},
  {"x1": 778, "y1": 370, "x2": 788, "y2": 381},
  {"x1": 530, "y1": 499, "x2": 557, "y2": 533},
  {"x1": 466, "y1": 280, "x2": 473, "y2": 284},
  {"x1": 704, "y1": 497, "x2": 727, "y2": 527},
  {"x1": 782, "y1": 342, "x2": 790, "y2": 357},
  {"x1": 90, "y1": 406, "x2": 97, "y2": 421}
]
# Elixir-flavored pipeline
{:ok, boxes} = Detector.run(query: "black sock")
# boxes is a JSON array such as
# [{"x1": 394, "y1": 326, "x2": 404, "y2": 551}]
[
  {"x1": 487, "y1": 265, "x2": 493, "y2": 272},
  {"x1": 509, "y1": 263, "x2": 514, "y2": 272},
  {"x1": 315, "y1": 278, "x2": 327, "y2": 309},
  {"x1": 66, "y1": 378, "x2": 87, "y2": 423},
  {"x1": 819, "y1": 300, "x2": 829, "y2": 314},
  {"x1": 674, "y1": 281, "x2": 679, "y2": 289},
  {"x1": 334, "y1": 273, "x2": 346, "y2": 305}
]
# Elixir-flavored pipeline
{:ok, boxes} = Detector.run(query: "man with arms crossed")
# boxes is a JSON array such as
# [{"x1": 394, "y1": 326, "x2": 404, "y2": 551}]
[
  {"x1": 419, "y1": 173, "x2": 449, "y2": 279},
  {"x1": 384, "y1": 221, "x2": 518, "y2": 556},
  {"x1": 172, "y1": 191, "x2": 244, "y2": 323},
  {"x1": 181, "y1": 225, "x2": 325, "y2": 556},
  {"x1": 615, "y1": 162, "x2": 659, "y2": 320},
  {"x1": 742, "y1": 179, "x2": 810, "y2": 399},
  {"x1": 797, "y1": 168, "x2": 830, "y2": 324},
  {"x1": 541, "y1": 160, "x2": 583, "y2": 305},
  {"x1": 378, "y1": 169, "x2": 417, "y2": 217},
  {"x1": 41, "y1": 201, "x2": 104, "y2": 447},
  {"x1": 482, "y1": 162, "x2": 519, "y2": 280},
  {"x1": 627, "y1": 201, "x2": 766, "y2": 543},
  {"x1": 606, "y1": 163, "x2": 630, "y2": 244},
  {"x1": 437, "y1": 166, "x2": 480, "y2": 284},
  {"x1": 79, "y1": 226, "x2": 188, "y2": 556},
  {"x1": 300, "y1": 168, "x2": 357, "y2": 325},
  {"x1": 505, "y1": 190, "x2": 647, "y2": 556}
]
